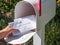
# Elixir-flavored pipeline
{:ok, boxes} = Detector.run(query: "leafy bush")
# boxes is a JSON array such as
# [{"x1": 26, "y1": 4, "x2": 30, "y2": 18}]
[{"x1": 0, "y1": 0, "x2": 20, "y2": 28}]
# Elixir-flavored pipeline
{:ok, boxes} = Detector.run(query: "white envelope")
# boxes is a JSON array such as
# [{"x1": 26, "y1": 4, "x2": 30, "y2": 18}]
[
  {"x1": 4, "y1": 15, "x2": 36, "y2": 44},
  {"x1": 9, "y1": 15, "x2": 36, "y2": 36}
]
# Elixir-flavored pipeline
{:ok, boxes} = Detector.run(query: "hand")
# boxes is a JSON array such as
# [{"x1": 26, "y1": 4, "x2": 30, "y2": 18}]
[
  {"x1": 3, "y1": 25, "x2": 17, "y2": 38},
  {"x1": 4, "y1": 25, "x2": 17, "y2": 32},
  {"x1": 5, "y1": 32, "x2": 13, "y2": 38}
]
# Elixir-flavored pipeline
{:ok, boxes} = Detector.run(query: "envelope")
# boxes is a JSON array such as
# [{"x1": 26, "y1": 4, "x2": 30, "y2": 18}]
[{"x1": 4, "y1": 15, "x2": 36, "y2": 44}]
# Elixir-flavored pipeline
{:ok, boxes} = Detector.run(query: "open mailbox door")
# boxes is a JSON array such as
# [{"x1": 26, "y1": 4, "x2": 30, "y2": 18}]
[{"x1": 4, "y1": 0, "x2": 56, "y2": 45}]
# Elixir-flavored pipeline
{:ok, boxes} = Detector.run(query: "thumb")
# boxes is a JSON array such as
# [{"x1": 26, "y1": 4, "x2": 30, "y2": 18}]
[
  {"x1": 5, "y1": 31, "x2": 13, "y2": 38},
  {"x1": 11, "y1": 28, "x2": 18, "y2": 32}
]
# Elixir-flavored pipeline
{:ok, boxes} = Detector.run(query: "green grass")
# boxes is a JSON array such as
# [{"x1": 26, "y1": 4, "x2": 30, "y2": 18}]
[{"x1": 45, "y1": 3, "x2": 60, "y2": 45}]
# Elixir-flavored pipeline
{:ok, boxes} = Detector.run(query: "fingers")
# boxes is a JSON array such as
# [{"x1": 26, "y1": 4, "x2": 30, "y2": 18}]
[
  {"x1": 6, "y1": 25, "x2": 18, "y2": 32},
  {"x1": 4, "y1": 25, "x2": 18, "y2": 38},
  {"x1": 5, "y1": 28, "x2": 17, "y2": 38},
  {"x1": 11, "y1": 28, "x2": 18, "y2": 32},
  {"x1": 5, "y1": 31, "x2": 13, "y2": 38}
]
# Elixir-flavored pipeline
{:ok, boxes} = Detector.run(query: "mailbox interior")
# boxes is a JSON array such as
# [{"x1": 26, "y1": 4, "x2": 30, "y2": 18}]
[
  {"x1": 14, "y1": 1, "x2": 38, "y2": 32},
  {"x1": 14, "y1": 1, "x2": 37, "y2": 19}
]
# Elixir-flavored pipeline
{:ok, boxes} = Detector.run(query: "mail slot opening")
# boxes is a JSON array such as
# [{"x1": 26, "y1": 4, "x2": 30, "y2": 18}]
[{"x1": 15, "y1": 1, "x2": 36, "y2": 18}]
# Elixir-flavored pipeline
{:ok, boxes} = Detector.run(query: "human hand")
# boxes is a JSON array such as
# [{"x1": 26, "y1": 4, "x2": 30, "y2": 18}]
[
  {"x1": 4, "y1": 25, "x2": 17, "y2": 32},
  {"x1": 3, "y1": 25, "x2": 17, "y2": 38}
]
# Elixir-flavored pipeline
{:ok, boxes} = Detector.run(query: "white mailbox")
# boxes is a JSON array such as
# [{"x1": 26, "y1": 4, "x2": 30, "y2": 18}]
[{"x1": 5, "y1": 0, "x2": 56, "y2": 45}]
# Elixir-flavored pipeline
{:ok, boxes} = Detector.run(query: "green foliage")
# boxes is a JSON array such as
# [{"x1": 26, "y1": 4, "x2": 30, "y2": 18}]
[
  {"x1": 45, "y1": 3, "x2": 60, "y2": 45},
  {"x1": 0, "y1": 0, "x2": 20, "y2": 28},
  {"x1": 0, "y1": 0, "x2": 20, "y2": 13}
]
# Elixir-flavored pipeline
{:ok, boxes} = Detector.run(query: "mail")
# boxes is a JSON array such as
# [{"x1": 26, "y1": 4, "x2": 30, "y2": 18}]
[{"x1": 8, "y1": 15, "x2": 36, "y2": 36}]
